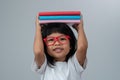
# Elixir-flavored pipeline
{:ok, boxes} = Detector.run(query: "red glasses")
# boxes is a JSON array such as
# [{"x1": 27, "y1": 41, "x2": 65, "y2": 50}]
[{"x1": 43, "y1": 35, "x2": 70, "y2": 46}]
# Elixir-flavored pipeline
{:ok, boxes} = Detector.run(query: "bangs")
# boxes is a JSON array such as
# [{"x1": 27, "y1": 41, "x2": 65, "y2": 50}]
[{"x1": 42, "y1": 23, "x2": 70, "y2": 38}]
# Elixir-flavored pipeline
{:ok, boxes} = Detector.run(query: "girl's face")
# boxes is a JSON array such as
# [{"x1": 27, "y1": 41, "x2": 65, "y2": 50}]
[{"x1": 44, "y1": 32, "x2": 71, "y2": 61}]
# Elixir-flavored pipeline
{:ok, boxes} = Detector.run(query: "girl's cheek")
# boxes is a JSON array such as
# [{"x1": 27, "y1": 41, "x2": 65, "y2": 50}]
[{"x1": 47, "y1": 46, "x2": 53, "y2": 52}]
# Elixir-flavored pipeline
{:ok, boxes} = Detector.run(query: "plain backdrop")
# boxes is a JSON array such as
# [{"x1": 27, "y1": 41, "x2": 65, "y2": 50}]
[{"x1": 0, "y1": 0, "x2": 120, "y2": 80}]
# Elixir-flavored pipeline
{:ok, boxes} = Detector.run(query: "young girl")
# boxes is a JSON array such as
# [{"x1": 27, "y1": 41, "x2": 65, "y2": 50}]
[{"x1": 32, "y1": 14, "x2": 88, "y2": 80}]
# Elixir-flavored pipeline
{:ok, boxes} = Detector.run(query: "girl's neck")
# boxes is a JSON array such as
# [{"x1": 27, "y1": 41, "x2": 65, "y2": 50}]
[{"x1": 54, "y1": 58, "x2": 66, "y2": 62}]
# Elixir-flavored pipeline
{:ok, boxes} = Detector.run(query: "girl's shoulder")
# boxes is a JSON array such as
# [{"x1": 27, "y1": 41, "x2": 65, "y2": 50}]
[{"x1": 68, "y1": 53, "x2": 87, "y2": 72}]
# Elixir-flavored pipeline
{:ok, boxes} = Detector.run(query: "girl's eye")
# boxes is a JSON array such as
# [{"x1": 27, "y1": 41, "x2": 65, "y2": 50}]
[
  {"x1": 60, "y1": 37, "x2": 67, "y2": 41},
  {"x1": 47, "y1": 38, "x2": 54, "y2": 42}
]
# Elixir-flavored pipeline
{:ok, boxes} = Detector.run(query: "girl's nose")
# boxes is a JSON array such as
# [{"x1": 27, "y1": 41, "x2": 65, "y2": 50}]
[{"x1": 54, "y1": 40, "x2": 61, "y2": 46}]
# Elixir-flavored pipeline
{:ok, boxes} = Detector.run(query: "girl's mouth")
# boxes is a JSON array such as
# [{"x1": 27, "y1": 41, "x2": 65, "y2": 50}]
[{"x1": 53, "y1": 48, "x2": 64, "y2": 53}]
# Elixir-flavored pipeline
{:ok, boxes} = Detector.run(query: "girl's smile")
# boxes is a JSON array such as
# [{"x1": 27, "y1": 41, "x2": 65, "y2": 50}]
[{"x1": 53, "y1": 47, "x2": 64, "y2": 53}]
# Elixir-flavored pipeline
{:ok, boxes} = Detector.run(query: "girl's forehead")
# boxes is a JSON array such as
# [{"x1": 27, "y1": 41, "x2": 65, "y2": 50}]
[{"x1": 47, "y1": 32, "x2": 65, "y2": 37}]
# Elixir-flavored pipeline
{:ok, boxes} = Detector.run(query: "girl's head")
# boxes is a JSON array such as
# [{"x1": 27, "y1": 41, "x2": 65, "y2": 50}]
[{"x1": 41, "y1": 23, "x2": 77, "y2": 66}]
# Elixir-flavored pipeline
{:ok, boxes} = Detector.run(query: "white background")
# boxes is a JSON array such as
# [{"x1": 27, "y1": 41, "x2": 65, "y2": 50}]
[{"x1": 0, "y1": 0, "x2": 120, "y2": 80}]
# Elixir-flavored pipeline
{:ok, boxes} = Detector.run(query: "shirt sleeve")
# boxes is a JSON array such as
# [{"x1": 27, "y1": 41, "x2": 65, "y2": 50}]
[
  {"x1": 31, "y1": 57, "x2": 47, "y2": 74},
  {"x1": 69, "y1": 53, "x2": 87, "y2": 73}
]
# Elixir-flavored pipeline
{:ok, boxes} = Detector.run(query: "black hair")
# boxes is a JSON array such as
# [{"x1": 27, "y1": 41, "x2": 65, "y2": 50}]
[{"x1": 41, "y1": 23, "x2": 77, "y2": 66}]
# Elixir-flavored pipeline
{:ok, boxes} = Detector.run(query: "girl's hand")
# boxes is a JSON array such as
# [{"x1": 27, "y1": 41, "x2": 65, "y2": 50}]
[
  {"x1": 72, "y1": 15, "x2": 83, "y2": 32},
  {"x1": 35, "y1": 14, "x2": 40, "y2": 27},
  {"x1": 35, "y1": 14, "x2": 43, "y2": 30}
]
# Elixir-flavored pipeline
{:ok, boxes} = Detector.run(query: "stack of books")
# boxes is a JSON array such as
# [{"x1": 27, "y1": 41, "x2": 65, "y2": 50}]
[{"x1": 38, "y1": 11, "x2": 81, "y2": 24}]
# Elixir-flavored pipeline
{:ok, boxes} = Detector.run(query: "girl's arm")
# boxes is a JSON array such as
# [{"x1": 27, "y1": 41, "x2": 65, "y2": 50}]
[
  {"x1": 33, "y1": 15, "x2": 45, "y2": 68},
  {"x1": 72, "y1": 15, "x2": 88, "y2": 66}
]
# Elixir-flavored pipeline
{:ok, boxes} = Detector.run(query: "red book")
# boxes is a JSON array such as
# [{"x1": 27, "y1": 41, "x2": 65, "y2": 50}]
[{"x1": 39, "y1": 11, "x2": 81, "y2": 16}]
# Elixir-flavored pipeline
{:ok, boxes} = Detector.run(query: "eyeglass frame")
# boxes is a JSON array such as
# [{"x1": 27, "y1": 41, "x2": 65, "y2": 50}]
[{"x1": 43, "y1": 35, "x2": 71, "y2": 46}]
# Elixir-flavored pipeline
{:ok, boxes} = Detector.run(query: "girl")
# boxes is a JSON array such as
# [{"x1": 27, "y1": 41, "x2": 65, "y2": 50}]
[{"x1": 32, "y1": 14, "x2": 88, "y2": 80}]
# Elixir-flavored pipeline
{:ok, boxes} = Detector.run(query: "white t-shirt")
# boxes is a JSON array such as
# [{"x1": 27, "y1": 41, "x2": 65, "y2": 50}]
[{"x1": 31, "y1": 53, "x2": 87, "y2": 80}]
